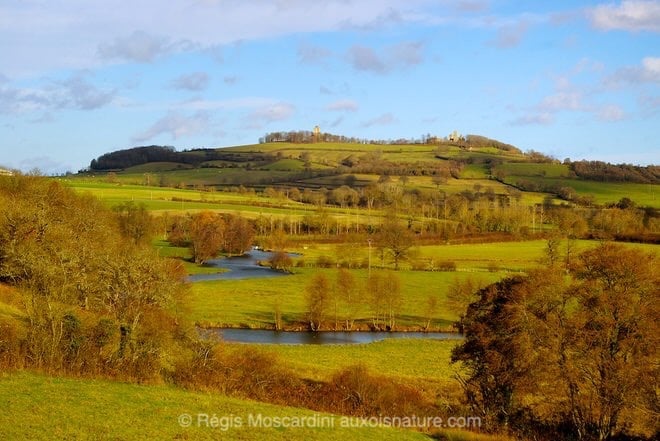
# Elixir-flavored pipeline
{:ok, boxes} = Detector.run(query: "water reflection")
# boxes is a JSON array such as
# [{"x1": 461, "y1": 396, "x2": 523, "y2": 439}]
[
  {"x1": 204, "y1": 328, "x2": 463, "y2": 345},
  {"x1": 188, "y1": 249, "x2": 293, "y2": 281}
]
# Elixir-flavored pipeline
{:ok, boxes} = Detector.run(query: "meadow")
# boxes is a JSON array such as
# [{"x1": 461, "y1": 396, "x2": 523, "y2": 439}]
[{"x1": 0, "y1": 372, "x2": 433, "y2": 441}]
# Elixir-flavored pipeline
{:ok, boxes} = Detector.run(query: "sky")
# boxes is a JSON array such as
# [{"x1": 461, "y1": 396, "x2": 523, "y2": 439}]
[{"x1": 1, "y1": 0, "x2": 659, "y2": 174}]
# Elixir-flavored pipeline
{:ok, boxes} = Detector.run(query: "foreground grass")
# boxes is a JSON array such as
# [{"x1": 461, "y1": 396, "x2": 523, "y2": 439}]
[
  {"x1": 250, "y1": 338, "x2": 462, "y2": 395},
  {"x1": 0, "y1": 371, "x2": 434, "y2": 441}
]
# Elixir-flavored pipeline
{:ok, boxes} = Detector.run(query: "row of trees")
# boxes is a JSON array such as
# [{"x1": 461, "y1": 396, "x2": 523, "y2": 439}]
[
  {"x1": 305, "y1": 269, "x2": 404, "y2": 331},
  {"x1": 452, "y1": 244, "x2": 659, "y2": 440},
  {"x1": 166, "y1": 212, "x2": 255, "y2": 263}
]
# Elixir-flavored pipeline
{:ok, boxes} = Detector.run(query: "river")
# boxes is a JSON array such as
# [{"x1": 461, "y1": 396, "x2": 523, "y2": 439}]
[
  {"x1": 203, "y1": 328, "x2": 462, "y2": 345},
  {"x1": 187, "y1": 248, "x2": 293, "y2": 282}
]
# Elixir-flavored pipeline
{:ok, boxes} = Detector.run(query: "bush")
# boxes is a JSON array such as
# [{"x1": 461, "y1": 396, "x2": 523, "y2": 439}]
[
  {"x1": 316, "y1": 255, "x2": 335, "y2": 268},
  {"x1": 437, "y1": 260, "x2": 457, "y2": 271},
  {"x1": 323, "y1": 365, "x2": 431, "y2": 417},
  {"x1": 269, "y1": 251, "x2": 293, "y2": 272}
]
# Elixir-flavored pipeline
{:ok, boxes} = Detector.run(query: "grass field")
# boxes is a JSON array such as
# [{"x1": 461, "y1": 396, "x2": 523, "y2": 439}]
[
  {"x1": 500, "y1": 175, "x2": 659, "y2": 207},
  {"x1": 0, "y1": 371, "x2": 433, "y2": 441},
  {"x1": 188, "y1": 267, "x2": 503, "y2": 329},
  {"x1": 185, "y1": 239, "x2": 657, "y2": 329},
  {"x1": 251, "y1": 338, "x2": 461, "y2": 385}
]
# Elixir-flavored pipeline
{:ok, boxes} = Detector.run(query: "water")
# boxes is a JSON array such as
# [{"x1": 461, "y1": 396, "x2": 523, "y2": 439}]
[
  {"x1": 204, "y1": 328, "x2": 463, "y2": 345},
  {"x1": 188, "y1": 249, "x2": 293, "y2": 281}
]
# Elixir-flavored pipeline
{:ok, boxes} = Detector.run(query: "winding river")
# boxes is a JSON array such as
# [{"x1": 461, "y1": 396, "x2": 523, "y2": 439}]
[{"x1": 190, "y1": 248, "x2": 461, "y2": 344}]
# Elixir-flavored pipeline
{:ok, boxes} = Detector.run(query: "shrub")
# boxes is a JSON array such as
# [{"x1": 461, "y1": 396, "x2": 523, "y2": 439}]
[
  {"x1": 316, "y1": 255, "x2": 335, "y2": 268},
  {"x1": 324, "y1": 364, "x2": 431, "y2": 417},
  {"x1": 437, "y1": 260, "x2": 457, "y2": 271}
]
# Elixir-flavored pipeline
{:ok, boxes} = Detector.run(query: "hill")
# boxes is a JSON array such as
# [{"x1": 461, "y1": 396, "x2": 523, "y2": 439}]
[{"x1": 80, "y1": 133, "x2": 659, "y2": 208}]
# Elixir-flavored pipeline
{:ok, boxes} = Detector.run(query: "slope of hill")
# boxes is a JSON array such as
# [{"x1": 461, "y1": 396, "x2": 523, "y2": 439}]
[{"x1": 80, "y1": 136, "x2": 660, "y2": 208}]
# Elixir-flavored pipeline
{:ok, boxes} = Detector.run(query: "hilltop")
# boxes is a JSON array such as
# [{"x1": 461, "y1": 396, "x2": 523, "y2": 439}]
[{"x1": 80, "y1": 132, "x2": 659, "y2": 208}]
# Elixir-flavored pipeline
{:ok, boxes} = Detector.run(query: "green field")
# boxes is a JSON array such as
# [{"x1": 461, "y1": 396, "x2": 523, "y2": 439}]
[
  {"x1": 0, "y1": 372, "x2": 432, "y2": 441},
  {"x1": 252, "y1": 338, "x2": 461, "y2": 385},
  {"x1": 185, "y1": 239, "x2": 658, "y2": 329},
  {"x1": 189, "y1": 267, "x2": 502, "y2": 329}
]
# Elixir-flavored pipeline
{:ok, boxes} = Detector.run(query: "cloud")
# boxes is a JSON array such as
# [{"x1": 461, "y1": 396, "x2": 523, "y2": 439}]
[
  {"x1": 18, "y1": 156, "x2": 71, "y2": 175},
  {"x1": 170, "y1": 72, "x2": 210, "y2": 91},
  {"x1": 455, "y1": 1, "x2": 490, "y2": 13},
  {"x1": 361, "y1": 113, "x2": 397, "y2": 127},
  {"x1": 588, "y1": 0, "x2": 660, "y2": 32},
  {"x1": 597, "y1": 104, "x2": 626, "y2": 121},
  {"x1": 346, "y1": 41, "x2": 424, "y2": 73},
  {"x1": 0, "y1": 73, "x2": 115, "y2": 114},
  {"x1": 243, "y1": 102, "x2": 295, "y2": 129},
  {"x1": 347, "y1": 45, "x2": 388, "y2": 73},
  {"x1": 387, "y1": 41, "x2": 425, "y2": 66},
  {"x1": 132, "y1": 110, "x2": 210, "y2": 142},
  {"x1": 538, "y1": 91, "x2": 584, "y2": 112},
  {"x1": 508, "y1": 113, "x2": 554, "y2": 126},
  {"x1": 2, "y1": 0, "x2": 438, "y2": 77},
  {"x1": 615, "y1": 56, "x2": 660, "y2": 83},
  {"x1": 223, "y1": 76, "x2": 239, "y2": 85},
  {"x1": 297, "y1": 43, "x2": 333, "y2": 65},
  {"x1": 489, "y1": 21, "x2": 528, "y2": 48},
  {"x1": 325, "y1": 99, "x2": 359, "y2": 112},
  {"x1": 56, "y1": 74, "x2": 116, "y2": 110},
  {"x1": 97, "y1": 31, "x2": 174, "y2": 62}
]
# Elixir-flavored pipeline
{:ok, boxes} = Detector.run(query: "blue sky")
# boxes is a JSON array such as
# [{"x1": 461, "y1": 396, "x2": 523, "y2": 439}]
[{"x1": 1, "y1": 0, "x2": 659, "y2": 174}]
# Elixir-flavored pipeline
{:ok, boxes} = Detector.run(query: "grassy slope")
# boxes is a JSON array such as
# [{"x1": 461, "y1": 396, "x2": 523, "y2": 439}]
[
  {"x1": 251, "y1": 339, "x2": 461, "y2": 385},
  {"x1": 493, "y1": 162, "x2": 659, "y2": 207},
  {"x1": 0, "y1": 372, "x2": 432, "y2": 441}
]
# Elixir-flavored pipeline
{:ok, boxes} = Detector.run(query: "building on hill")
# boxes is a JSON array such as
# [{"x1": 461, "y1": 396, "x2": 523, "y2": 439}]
[
  {"x1": 448, "y1": 130, "x2": 461, "y2": 142},
  {"x1": 0, "y1": 167, "x2": 13, "y2": 176},
  {"x1": 312, "y1": 125, "x2": 321, "y2": 141}
]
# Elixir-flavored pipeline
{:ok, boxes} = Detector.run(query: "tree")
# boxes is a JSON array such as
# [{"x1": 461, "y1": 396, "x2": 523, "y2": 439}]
[
  {"x1": 376, "y1": 217, "x2": 415, "y2": 270},
  {"x1": 423, "y1": 295, "x2": 438, "y2": 330},
  {"x1": 335, "y1": 268, "x2": 357, "y2": 330},
  {"x1": 306, "y1": 273, "x2": 330, "y2": 331},
  {"x1": 445, "y1": 277, "x2": 483, "y2": 333},
  {"x1": 452, "y1": 244, "x2": 659, "y2": 440},
  {"x1": 113, "y1": 201, "x2": 154, "y2": 245},
  {"x1": 365, "y1": 271, "x2": 401, "y2": 330},
  {"x1": 189, "y1": 212, "x2": 225, "y2": 264},
  {"x1": 223, "y1": 215, "x2": 254, "y2": 256}
]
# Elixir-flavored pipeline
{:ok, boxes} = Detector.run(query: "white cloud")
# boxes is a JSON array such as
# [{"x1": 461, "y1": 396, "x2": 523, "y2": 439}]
[
  {"x1": 509, "y1": 113, "x2": 554, "y2": 126},
  {"x1": 597, "y1": 104, "x2": 626, "y2": 121},
  {"x1": 0, "y1": 73, "x2": 115, "y2": 114},
  {"x1": 0, "y1": 0, "x2": 437, "y2": 77},
  {"x1": 538, "y1": 91, "x2": 584, "y2": 112},
  {"x1": 588, "y1": 0, "x2": 660, "y2": 32},
  {"x1": 297, "y1": 43, "x2": 333, "y2": 65},
  {"x1": 243, "y1": 102, "x2": 296, "y2": 129},
  {"x1": 170, "y1": 72, "x2": 210, "y2": 91},
  {"x1": 346, "y1": 41, "x2": 425, "y2": 73},
  {"x1": 608, "y1": 56, "x2": 660, "y2": 84},
  {"x1": 132, "y1": 110, "x2": 210, "y2": 142},
  {"x1": 361, "y1": 113, "x2": 397, "y2": 127},
  {"x1": 489, "y1": 21, "x2": 528, "y2": 48},
  {"x1": 97, "y1": 31, "x2": 175, "y2": 63},
  {"x1": 325, "y1": 99, "x2": 359, "y2": 112},
  {"x1": 347, "y1": 45, "x2": 388, "y2": 73}
]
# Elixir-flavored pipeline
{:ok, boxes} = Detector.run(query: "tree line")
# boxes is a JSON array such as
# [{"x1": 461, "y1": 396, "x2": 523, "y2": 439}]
[{"x1": 89, "y1": 145, "x2": 276, "y2": 171}]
